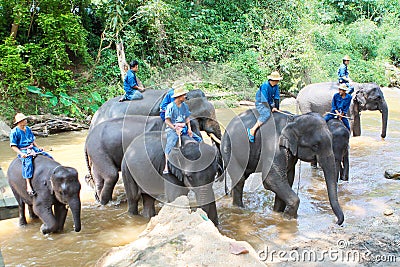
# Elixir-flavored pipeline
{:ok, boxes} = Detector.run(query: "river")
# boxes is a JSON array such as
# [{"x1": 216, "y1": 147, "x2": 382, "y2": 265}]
[{"x1": 0, "y1": 88, "x2": 399, "y2": 266}]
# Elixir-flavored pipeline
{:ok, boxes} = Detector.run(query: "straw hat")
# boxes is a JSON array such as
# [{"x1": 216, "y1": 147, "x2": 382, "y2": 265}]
[
  {"x1": 172, "y1": 87, "x2": 189, "y2": 98},
  {"x1": 14, "y1": 113, "x2": 28, "y2": 124},
  {"x1": 342, "y1": 55, "x2": 351, "y2": 61},
  {"x1": 267, "y1": 71, "x2": 283, "y2": 81},
  {"x1": 338, "y1": 84, "x2": 350, "y2": 91}
]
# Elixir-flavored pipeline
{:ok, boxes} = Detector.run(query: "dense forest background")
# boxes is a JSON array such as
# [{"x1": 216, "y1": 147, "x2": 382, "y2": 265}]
[{"x1": 0, "y1": 0, "x2": 399, "y2": 122}]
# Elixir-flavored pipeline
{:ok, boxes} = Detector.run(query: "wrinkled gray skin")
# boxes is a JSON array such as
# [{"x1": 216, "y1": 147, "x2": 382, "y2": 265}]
[
  {"x1": 221, "y1": 110, "x2": 344, "y2": 225},
  {"x1": 7, "y1": 156, "x2": 81, "y2": 234},
  {"x1": 296, "y1": 82, "x2": 388, "y2": 138},
  {"x1": 327, "y1": 119, "x2": 350, "y2": 181},
  {"x1": 90, "y1": 89, "x2": 222, "y2": 143},
  {"x1": 85, "y1": 115, "x2": 202, "y2": 205},
  {"x1": 121, "y1": 132, "x2": 219, "y2": 225}
]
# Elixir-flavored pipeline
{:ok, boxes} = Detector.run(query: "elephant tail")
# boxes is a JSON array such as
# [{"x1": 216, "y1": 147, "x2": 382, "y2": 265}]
[{"x1": 84, "y1": 147, "x2": 99, "y2": 202}]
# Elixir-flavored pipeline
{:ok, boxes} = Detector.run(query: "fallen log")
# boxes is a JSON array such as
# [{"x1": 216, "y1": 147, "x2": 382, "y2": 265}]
[{"x1": 28, "y1": 115, "x2": 89, "y2": 137}]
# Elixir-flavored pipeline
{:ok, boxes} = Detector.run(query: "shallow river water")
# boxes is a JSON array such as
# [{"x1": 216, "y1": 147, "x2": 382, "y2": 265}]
[{"x1": 0, "y1": 88, "x2": 399, "y2": 266}]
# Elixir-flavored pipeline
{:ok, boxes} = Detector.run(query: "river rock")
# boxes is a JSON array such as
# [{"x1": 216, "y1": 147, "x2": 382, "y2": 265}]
[
  {"x1": 0, "y1": 120, "x2": 11, "y2": 141},
  {"x1": 96, "y1": 196, "x2": 263, "y2": 267},
  {"x1": 384, "y1": 169, "x2": 400, "y2": 180},
  {"x1": 383, "y1": 209, "x2": 394, "y2": 216}
]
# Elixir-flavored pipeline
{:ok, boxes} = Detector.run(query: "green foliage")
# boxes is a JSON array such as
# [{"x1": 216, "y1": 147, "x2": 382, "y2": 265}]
[{"x1": 1, "y1": 0, "x2": 398, "y2": 120}]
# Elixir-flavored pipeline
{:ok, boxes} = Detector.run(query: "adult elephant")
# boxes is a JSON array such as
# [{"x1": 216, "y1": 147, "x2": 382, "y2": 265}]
[
  {"x1": 121, "y1": 131, "x2": 219, "y2": 225},
  {"x1": 90, "y1": 89, "x2": 221, "y2": 144},
  {"x1": 296, "y1": 82, "x2": 388, "y2": 138},
  {"x1": 221, "y1": 110, "x2": 344, "y2": 225},
  {"x1": 7, "y1": 156, "x2": 81, "y2": 234}
]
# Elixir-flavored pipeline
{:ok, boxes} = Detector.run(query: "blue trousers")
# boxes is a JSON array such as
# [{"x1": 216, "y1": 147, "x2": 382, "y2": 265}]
[
  {"x1": 18, "y1": 146, "x2": 53, "y2": 179},
  {"x1": 122, "y1": 90, "x2": 143, "y2": 101},
  {"x1": 324, "y1": 114, "x2": 350, "y2": 130},
  {"x1": 165, "y1": 129, "x2": 202, "y2": 155}
]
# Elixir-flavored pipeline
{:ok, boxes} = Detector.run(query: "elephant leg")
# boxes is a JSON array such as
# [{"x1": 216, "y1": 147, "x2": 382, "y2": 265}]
[
  {"x1": 273, "y1": 163, "x2": 296, "y2": 212},
  {"x1": 18, "y1": 198, "x2": 27, "y2": 226},
  {"x1": 34, "y1": 202, "x2": 58, "y2": 234},
  {"x1": 232, "y1": 176, "x2": 247, "y2": 207},
  {"x1": 352, "y1": 112, "x2": 361, "y2": 137},
  {"x1": 341, "y1": 151, "x2": 349, "y2": 181},
  {"x1": 142, "y1": 193, "x2": 156, "y2": 218},
  {"x1": 164, "y1": 174, "x2": 188, "y2": 202},
  {"x1": 28, "y1": 205, "x2": 39, "y2": 219},
  {"x1": 265, "y1": 175, "x2": 300, "y2": 219},
  {"x1": 310, "y1": 156, "x2": 318, "y2": 169},
  {"x1": 93, "y1": 162, "x2": 119, "y2": 205},
  {"x1": 121, "y1": 165, "x2": 140, "y2": 215},
  {"x1": 54, "y1": 204, "x2": 68, "y2": 232}
]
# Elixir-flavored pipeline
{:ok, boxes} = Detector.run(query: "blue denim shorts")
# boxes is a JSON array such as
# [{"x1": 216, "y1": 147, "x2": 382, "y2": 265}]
[
  {"x1": 124, "y1": 90, "x2": 143, "y2": 100},
  {"x1": 255, "y1": 102, "x2": 271, "y2": 123}
]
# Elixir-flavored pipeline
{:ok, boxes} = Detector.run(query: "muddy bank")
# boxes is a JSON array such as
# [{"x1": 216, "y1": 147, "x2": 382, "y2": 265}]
[{"x1": 97, "y1": 196, "x2": 263, "y2": 267}]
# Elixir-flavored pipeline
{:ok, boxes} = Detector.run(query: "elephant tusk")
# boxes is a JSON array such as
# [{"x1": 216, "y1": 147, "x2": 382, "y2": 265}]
[{"x1": 209, "y1": 133, "x2": 221, "y2": 145}]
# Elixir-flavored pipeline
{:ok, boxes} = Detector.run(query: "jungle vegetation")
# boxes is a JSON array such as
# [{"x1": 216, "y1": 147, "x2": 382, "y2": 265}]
[{"x1": 0, "y1": 0, "x2": 399, "y2": 122}]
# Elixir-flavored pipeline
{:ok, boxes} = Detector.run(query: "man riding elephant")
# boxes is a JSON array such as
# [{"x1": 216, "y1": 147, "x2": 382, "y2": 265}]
[
  {"x1": 325, "y1": 84, "x2": 352, "y2": 130},
  {"x1": 119, "y1": 60, "x2": 146, "y2": 102},
  {"x1": 247, "y1": 71, "x2": 283, "y2": 143},
  {"x1": 163, "y1": 87, "x2": 202, "y2": 174},
  {"x1": 9, "y1": 113, "x2": 53, "y2": 197},
  {"x1": 338, "y1": 55, "x2": 354, "y2": 94}
]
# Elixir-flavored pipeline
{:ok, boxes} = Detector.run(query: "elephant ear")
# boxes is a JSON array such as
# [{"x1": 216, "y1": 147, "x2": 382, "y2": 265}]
[{"x1": 279, "y1": 122, "x2": 298, "y2": 157}]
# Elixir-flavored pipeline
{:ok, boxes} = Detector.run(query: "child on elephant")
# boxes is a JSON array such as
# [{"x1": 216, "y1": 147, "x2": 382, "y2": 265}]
[
  {"x1": 163, "y1": 87, "x2": 202, "y2": 174},
  {"x1": 338, "y1": 55, "x2": 354, "y2": 94},
  {"x1": 9, "y1": 113, "x2": 53, "y2": 196},
  {"x1": 119, "y1": 60, "x2": 146, "y2": 102},
  {"x1": 247, "y1": 71, "x2": 283, "y2": 143}
]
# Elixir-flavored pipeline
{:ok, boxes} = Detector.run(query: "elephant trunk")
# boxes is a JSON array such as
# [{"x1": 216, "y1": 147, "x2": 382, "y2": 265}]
[
  {"x1": 318, "y1": 154, "x2": 344, "y2": 225},
  {"x1": 380, "y1": 100, "x2": 388, "y2": 138},
  {"x1": 194, "y1": 186, "x2": 218, "y2": 226},
  {"x1": 68, "y1": 198, "x2": 82, "y2": 232}
]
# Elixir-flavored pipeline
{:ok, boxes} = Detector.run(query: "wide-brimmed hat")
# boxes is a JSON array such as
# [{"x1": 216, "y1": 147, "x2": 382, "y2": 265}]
[
  {"x1": 343, "y1": 55, "x2": 351, "y2": 61},
  {"x1": 172, "y1": 87, "x2": 189, "y2": 98},
  {"x1": 267, "y1": 71, "x2": 283, "y2": 81},
  {"x1": 14, "y1": 113, "x2": 28, "y2": 124},
  {"x1": 338, "y1": 84, "x2": 350, "y2": 91}
]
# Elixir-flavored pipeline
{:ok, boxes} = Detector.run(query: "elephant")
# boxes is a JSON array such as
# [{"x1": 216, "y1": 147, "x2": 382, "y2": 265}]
[
  {"x1": 327, "y1": 119, "x2": 350, "y2": 181},
  {"x1": 7, "y1": 155, "x2": 81, "y2": 234},
  {"x1": 89, "y1": 89, "x2": 222, "y2": 144},
  {"x1": 296, "y1": 82, "x2": 388, "y2": 138},
  {"x1": 221, "y1": 110, "x2": 344, "y2": 225},
  {"x1": 85, "y1": 115, "x2": 203, "y2": 205},
  {"x1": 121, "y1": 131, "x2": 219, "y2": 225}
]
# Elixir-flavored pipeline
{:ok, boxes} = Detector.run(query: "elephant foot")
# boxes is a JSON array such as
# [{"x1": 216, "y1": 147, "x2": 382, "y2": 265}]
[
  {"x1": 232, "y1": 199, "x2": 245, "y2": 208},
  {"x1": 340, "y1": 176, "x2": 349, "y2": 181},
  {"x1": 282, "y1": 211, "x2": 298, "y2": 220},
  {"x1": 40, "y1": 224, "x2": 50, "y2": 234},
  {"x1": 19, "y1": 218, "x2": 27, "y2": 226}
]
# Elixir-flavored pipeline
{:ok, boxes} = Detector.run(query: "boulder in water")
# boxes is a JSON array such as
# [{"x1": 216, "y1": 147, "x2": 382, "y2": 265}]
[{"x1": 0, "y1": 120, "x2": 11, "y2": 141}]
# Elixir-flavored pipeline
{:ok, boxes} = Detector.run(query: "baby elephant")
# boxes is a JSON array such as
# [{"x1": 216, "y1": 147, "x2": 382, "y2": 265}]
[
  {"x1": 7, "y1": 155, "x2": 81, "y2": 234},
  {"x1": 327, "y1": 118, "x2": 350, "y2": 181}
]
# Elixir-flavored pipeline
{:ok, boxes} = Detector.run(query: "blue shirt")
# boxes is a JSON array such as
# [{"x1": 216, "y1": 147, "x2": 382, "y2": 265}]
[
  {"x1": 160, "y1": 89, "x2": 175, "y2": 112},
  {"x1": 331, "y1": 93, "x2": 352, "y2": 114},
  {"x1": 338, "y1": 64, "x2": 349, "y2": 83},
  {"x1": 123, "y1": 69, "x2": 138, "y2": 94},
  {"x1": 10, "y1": 126, "x2": 35, "y2": 149},
  {"x1": 255, "y1": 81, "x2": 280, "y2": 106},
  {"x1": 165, "y1": 101, "x2": 191, "y2": 124}
]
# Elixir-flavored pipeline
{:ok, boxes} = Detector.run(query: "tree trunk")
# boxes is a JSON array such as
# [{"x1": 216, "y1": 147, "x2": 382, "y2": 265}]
[
  {"x1": 116, "y1": 42, "x2": 127, "y2": 81},
  {"x1": 11, "y1": 23, "x2": 18, "y2": 39}
]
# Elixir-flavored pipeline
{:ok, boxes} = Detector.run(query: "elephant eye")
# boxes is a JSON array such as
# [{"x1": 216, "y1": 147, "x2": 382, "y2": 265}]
[{"x1": 312, "y1": 144, "x2": 319, "y2": 152}]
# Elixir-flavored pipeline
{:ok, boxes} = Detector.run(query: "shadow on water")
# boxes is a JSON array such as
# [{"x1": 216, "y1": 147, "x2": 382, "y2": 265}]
[{"x1": 0, "y1": 88, "x2": 399, "y2": 265}]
